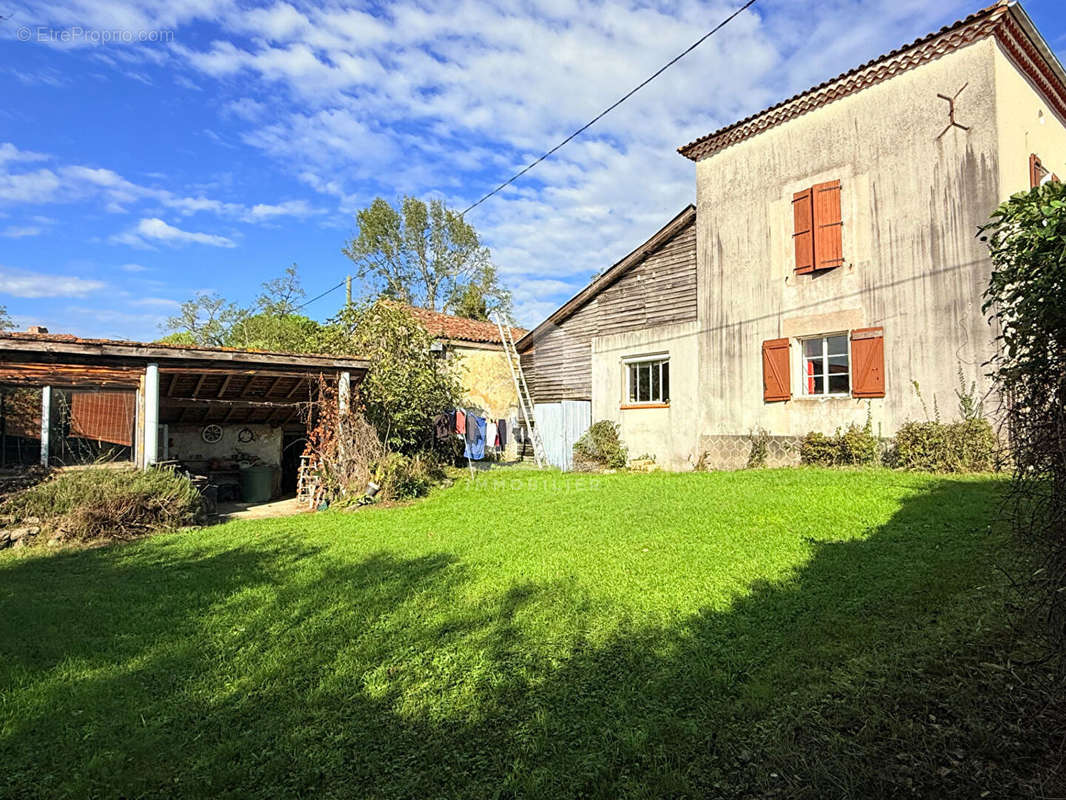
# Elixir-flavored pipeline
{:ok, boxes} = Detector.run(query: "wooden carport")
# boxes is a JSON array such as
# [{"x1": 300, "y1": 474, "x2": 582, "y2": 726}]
[{"x1": 0, "y1": 332, "x2": 369, "y2": 468}]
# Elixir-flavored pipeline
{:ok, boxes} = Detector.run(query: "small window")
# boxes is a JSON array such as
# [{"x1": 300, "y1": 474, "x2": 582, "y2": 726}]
[
  {"x1": 801, "y1": 334, "x2": 849, "y2": 396},
  {"x1": 625, "y1": 357, "x2": 670, "y2": 405}
]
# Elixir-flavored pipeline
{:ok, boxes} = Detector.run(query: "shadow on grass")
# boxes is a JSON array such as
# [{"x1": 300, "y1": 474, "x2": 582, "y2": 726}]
[{"x1": 0, "y1": 477, "x2": 1061, "y2": 799}]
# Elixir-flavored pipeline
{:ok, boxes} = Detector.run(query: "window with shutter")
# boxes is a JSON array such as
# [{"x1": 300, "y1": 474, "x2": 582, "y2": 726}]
[
  {"x1": 1030, "y1": 153, "x2": 1047, "y2": 188},
  {"x1": 762, "y1": 338, "x2": 791, "y2": 403},
  {"x1": 793, "y1": 180, "x2": 844, "y2": 274},
  {"x1": 792, "y1": 189, "x2": 814, "y2": 275},
  {"x1": 813, "y1": 180, "x2": 844, "y2": 270},
  {"x1": 850, "y1": 327, "x2": 885, "y2": 398}
]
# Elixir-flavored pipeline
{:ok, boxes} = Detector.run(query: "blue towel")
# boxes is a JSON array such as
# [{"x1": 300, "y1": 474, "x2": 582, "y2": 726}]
[{"x1": 463, "y1": 415, "x2": 486, "y2": 460}]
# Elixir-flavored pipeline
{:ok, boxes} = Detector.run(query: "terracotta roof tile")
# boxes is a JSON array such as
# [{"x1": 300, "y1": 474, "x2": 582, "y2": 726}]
[{"x1": 401, "y1": 305, "x2": 525, "y2": 345}]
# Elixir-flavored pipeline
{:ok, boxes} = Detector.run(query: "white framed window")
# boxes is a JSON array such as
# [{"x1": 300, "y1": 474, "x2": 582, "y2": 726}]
[
  {"x1": 624, "y1": 355, "x2": 670, "y2": 405},
  {"x1": 801, "y1": 334, "x2": 850, "y2": 396}
]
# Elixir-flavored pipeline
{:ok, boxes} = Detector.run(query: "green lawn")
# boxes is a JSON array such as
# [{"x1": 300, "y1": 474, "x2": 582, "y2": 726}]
[{"x1": 0, "y1": 468, "x2": 1056, "y2": 798}]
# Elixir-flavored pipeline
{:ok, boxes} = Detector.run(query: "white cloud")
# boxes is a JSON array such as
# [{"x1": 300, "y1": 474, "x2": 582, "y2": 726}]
[
  {"x1": 129, "y1": 296, "x2": 181, "y2": 308},
  {"x1": 0, "y1": 267, "x2": 106, "y2": 298},
  {"x1": 243, "y1": 199, "x2": 315, "y2": 221},
  {"x1": 110, "y1": 217, "x2": 236, "y2": 248},
  {"x1": 120, "y1": 263, "x2": 151, "y2": 272},
  {"x1": 0, "y1": 226, "x2": 45, "y2": 239}
]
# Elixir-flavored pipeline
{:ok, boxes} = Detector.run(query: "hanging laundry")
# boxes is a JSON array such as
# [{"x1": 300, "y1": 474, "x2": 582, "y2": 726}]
[
  {"x1": 497, "y1": 419, "x2": 507, "y2": 448},
  {"x1": 485, "y1": 420, "x2": 498, "y2": 452},
  {"x1": 455, "y1": 409, "x2": 466, "y2": 436},
  {"x1": 464, "y1": 415, "x2": 486, "y2": 460},
  {"x1": 434, "y1": 413, "x2": 451, "y2": 441}
]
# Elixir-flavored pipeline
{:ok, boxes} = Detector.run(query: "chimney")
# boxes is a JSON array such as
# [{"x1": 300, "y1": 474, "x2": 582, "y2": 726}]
[{"x1": 26, "y1": 326, "x2": 49, "y2": 334}]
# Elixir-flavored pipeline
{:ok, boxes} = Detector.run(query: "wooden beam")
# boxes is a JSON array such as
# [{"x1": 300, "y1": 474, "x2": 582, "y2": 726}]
[
  {"x1": 162, "y1": 396, "x2": 301, "y2": 410},
  {"x1": 285, "y1": 377, "x2": 306, "y2": 399},
  {"x1": 166, "y1": 374, "x2": 179, "y2": 397},
  {"x1": 264, "y1": 376, "x2": 284, "y2": 399},
  {"x1": 216, "y1": 374, "x2": 232, "y2": 398},
  {"x1": 0, "y1": 338, "x2": 371, "y2": 372},
  {"x1": 0, "y1": 362, "x2": 141, "y2": 389},
  {"x1": 239, "y1": 374, "x2": 260, "y2": 398},
  {"x1": 190, "y1": 373, "x2": 208, "y2": 398}
]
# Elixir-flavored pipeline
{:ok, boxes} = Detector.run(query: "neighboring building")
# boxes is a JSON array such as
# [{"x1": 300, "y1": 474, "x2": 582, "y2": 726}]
[
  {"x1": 519, "y1": 0, "x2": 1066, "y2": 470},
  {"x1": 0, "y1": 329, "x2": 368, "y2": 496},
  {"x1": 404, "y1": 305, "x2": 526, "y2": 431}
]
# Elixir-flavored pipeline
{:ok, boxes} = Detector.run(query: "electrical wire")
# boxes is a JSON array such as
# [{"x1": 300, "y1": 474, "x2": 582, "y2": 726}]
[
  {"x1": 301, "y1": 0, "x2": 759, "y2": 309},
  {"x1": 459, "y1": 0, "x2": 759, "y2": 216},
  {"x1": 294, "y1": 279, "x2": 347, "y2": 311}
]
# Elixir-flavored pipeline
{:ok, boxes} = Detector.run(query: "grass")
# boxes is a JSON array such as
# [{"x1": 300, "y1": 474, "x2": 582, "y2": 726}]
[{"x1": 0, "y1": 467, "x2": 1060, "y2": 798}]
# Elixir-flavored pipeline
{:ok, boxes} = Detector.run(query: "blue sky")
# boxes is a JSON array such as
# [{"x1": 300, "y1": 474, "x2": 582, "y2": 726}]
[{"x1": 2, "y1": 0, "x2": 1065, "y2": 339}]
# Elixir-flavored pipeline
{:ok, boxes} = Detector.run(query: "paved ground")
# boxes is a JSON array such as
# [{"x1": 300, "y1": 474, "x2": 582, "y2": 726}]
[{"x1": 214, "y1": 496, "x2": 307, "y2": 521}]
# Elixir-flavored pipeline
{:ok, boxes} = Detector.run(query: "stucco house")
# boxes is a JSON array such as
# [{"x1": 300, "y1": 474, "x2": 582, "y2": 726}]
[
  {"x1": 404, "y1": 305, "x2": 525, "y2": 450},
  {"x1": 518, "y1": 0, "x2": 1066, "y2": 470}
]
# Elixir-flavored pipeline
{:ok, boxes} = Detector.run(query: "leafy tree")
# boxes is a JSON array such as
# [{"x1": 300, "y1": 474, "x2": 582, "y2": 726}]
[
  {"x1": 981, "y1": 179, "x2": 1066, "y2": 649},
  {"x1": 342, "y1": 196, "x2": 508, "y2": 314},
  {"x1": 316, "y1": 301, "x2": 462, "y2": 453},
  {"x1": 161, "y1": 265, "x2": 322, "y2": 352},
  {"x1": 445, "y1": 262, "x2": 513, "y2": 321},
  {"x1": 161, "y1": 293, "x2": 247, "y2": 348},
  {"x1": 0, "y1": 306, "x2": 13, "y2": 331}
]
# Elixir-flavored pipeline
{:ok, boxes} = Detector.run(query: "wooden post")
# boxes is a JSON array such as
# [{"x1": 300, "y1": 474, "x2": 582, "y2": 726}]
[
  {"x1": 143, "y1": 363, "x2": 159, "y2": 468},
  {"x1": 40, "y1": 386, "x2": 51, "y2": 467},
  {"x1": 338, "y1": 371, "x2": 350, "y2": 416},
  {"x1": 345, "y1": 275, "x2": 352, "y2": 307}
]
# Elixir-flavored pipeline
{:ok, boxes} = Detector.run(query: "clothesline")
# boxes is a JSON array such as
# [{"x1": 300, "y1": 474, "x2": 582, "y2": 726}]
[{"x1": 435, "y1": 409, "x2": 511, "y2": 462}]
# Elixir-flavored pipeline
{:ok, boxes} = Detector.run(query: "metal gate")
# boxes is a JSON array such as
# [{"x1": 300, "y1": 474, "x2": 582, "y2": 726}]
[{"x1": 534, "y1": 400, "x2": 591, "y2": 470}]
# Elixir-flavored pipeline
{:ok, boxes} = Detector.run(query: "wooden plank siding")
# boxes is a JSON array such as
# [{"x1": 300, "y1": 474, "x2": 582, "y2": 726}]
[{"x1": 521, "y1": 214, "x2": 697, "y2": 403}]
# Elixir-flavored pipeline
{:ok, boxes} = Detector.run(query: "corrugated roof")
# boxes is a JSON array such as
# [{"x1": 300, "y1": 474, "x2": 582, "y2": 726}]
[{"x1": 678, "y1": 1, "x2": 1017, "y2": 161}]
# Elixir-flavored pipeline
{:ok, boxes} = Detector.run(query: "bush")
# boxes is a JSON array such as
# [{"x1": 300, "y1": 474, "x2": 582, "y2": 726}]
[
  {"x1": 372, "y1": 452, "x2": 445, "y2": 502},
  {"x1": 1, "y1": 467, "x2": 204, "y2": 544},
  {"x1": 746, "y1": 428, "x2": 769, "y2": 469},
  {"x1": 800, "y1": 422, "x2": 880, "y2": 467},
  {"x1": 893, "y1": 418, "x2": 997, "y2": 473},
  {"x1": 573, "y1": 421, "x2": 628, "y2": 471}
]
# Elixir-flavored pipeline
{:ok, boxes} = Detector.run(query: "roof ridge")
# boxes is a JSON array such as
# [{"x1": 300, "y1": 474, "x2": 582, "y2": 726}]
[{"x1": 678, "y1": 1, "x2": 1013, "y2": 161}]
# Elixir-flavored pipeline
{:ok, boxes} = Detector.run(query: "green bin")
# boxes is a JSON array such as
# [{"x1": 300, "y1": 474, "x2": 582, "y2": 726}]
[{"x1": 240, "y1": 466, "x2": 274, "y2": 503}]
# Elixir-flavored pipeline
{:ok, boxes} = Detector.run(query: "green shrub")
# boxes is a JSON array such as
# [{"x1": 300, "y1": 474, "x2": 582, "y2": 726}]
[
  {"x1": 746, "y1": 428, "x2": 770, "y2": 469},
  {"x1": 800, "y1": 422, "x2": 880, "y2": 468},
  {"x1": 372, "y1": 452, "x2": 445, "y2": 501},
  {"x1": 893, "y1": 418, "x2": 998, "y2": 472},
  {"x1": 573, "y1": 421, "x2": 628, "y2": 471},
  {"x1": 1, "y1": 467, "x2": 204, "y2": 543}
]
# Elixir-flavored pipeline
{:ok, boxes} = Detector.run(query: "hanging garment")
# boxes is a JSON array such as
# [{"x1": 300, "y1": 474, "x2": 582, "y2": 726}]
[
  {"x1": 465, "y1": 411, "x2": 478, "y2": 444},
  {"x1": 485, "y1": 420, "x2": 498, "y2": 451},
  {"x1": 463, "y1": 416, "x2": 486, "y2": 460},
  {"x1": 455, "y1": 409, "x2": 466, "y2": 436},
  {"x1": 434, "y1": 413, "x2": 451, "y2": 441},
  {"x1": 497, "y1": 419, "x2": 507, "y2": 448}
]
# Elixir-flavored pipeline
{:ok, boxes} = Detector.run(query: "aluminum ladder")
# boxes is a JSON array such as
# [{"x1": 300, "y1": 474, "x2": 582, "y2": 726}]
[{"x1": 495, "y1": 315, "x2": 546, "y2": 468}]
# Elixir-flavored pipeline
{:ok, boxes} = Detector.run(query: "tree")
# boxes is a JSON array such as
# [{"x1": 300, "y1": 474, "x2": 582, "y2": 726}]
[
  {"x1": 0, "y1": 306, "x2": 13, "y2": 331},
  {"x1": 161, "y1": 265, "x2": 322, "y2": 353},
  {"x1": 982, "y1": 179, "x2": 1066, "y2": 650},
  {"x1": 342, "y1": 196, "x2": 508, "y2": 314},
  {"x1": 316, "y1": 301, "x2": 462, "y2": 453},
  {"x1": 445, "y1": 262, "x2": 513, "y2": 321}
]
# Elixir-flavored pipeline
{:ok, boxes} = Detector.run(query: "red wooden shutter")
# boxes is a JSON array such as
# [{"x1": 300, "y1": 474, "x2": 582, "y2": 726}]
[
  {"x1": 1030, "y1": 153, "x2": 1045, "y2": 188},
  {"x1": 792, "y1": 189, "x2": 814, "y2": 274},
  {"x1": 762, "y1": 338, "x2": 791, "y2": 402},
  {"x1": 813, "y1": 180, "x2": 844, "y2": 270},
  {"x1": 850, "y1": 327, "x2": 885, "y2": 398}
]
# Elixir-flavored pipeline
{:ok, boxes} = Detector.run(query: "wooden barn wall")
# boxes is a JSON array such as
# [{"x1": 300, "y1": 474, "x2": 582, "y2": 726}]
[{"x1": 525, "y1": 220, "x2": 696, "y2": 403}]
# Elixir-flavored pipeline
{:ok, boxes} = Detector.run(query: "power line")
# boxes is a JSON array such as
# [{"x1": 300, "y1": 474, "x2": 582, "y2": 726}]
[
  {"x1": 295, "y1": 279, "x2": 347, "y2": 311},
  {"x1": 302, "y1": 0, "x2": 758, "y2": 309},
  {"x1": 459, "y1": 0, "x2": 759, "y2": 216}
]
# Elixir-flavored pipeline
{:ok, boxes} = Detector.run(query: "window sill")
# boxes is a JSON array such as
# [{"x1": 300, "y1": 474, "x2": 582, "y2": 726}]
[
  {"x1": 620, "y1": 403, "x2": 670, "y2": 410},
  {"x1": 793, "y1": 394, "x2": 855, "y2": 402}
]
